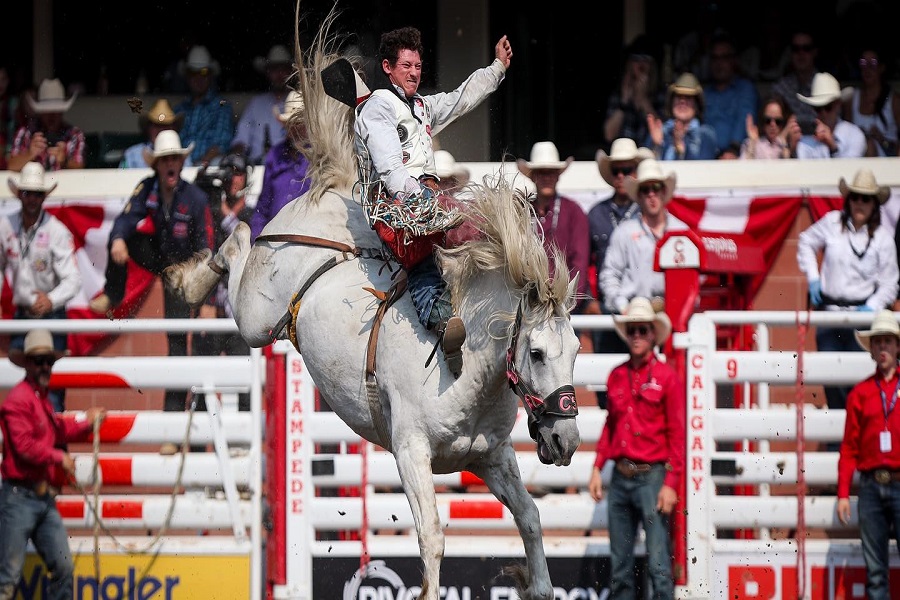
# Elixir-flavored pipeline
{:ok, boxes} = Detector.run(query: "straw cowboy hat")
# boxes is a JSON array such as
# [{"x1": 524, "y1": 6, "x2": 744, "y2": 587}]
[
  {"x1": 624, "y1": 158, "x2": 677, "y2": 203},
  {"x1": 797, "y1": 72, "x2": 842, "y2": 107},
  {"x1": 855, "y1": 309, "x2": 900, "y2": 353},
  {"x1": 139, "y1": 98, "x2": 183, "y2": 130},
  {"x1": 179, "y1": 46, "x2": 220, "y2": 76},
  {"x1": 8, "y1": 162, "x2": 57, "y2": 196},
  {"x1": 613, "y1": 297, "x2": 672, "y2": 344},
  {"x1": 254, "y1": 44, "x2": 292, "y2": 73},
  {"x1": 27, "y1": 78, "x2": 77, "y2": 114},
  {"x1": 8, "y1": 329, "x2": 69, "y2": 368},
  {"x1": 596, "y1": 138, "x2": 655, "y2": 186},
  {"x1": 839, "y1": 168, "x2": 890, "y2": 205},
  {"x1": 517, "y1": 141, "x2": 574, "y2": 180},
  {"x1": 666, "y1": 72, "x2": 704, "y2": 115},
  {"x1": 142, "y1": 130, "x2": 194, "y2": 167},
  {"x1": 434, "y1": 150, "x2": 470, "y2": 184},
  {"x1": 274, "y1": 90, "x2": 305, "y2": 123}
]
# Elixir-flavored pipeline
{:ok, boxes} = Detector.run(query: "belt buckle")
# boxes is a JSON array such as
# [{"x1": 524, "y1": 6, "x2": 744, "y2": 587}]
[
  {"x1": 620, "y1": 459, "x2": 637, "y2": 477},
  {"x1": 875, "y1": 469, "x2": 892, "y2": 485}
]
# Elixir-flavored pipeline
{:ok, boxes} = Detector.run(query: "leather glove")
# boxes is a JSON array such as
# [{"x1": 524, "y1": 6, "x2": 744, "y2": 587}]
[{"x1": 808, "y1": 280, "x2": 822, "y2": 307}]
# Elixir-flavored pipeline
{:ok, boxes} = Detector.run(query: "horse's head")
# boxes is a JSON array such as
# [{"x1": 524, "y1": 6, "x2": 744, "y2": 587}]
[{"x1": 506, "y1": 280, "x2": 581, "y2": 466}]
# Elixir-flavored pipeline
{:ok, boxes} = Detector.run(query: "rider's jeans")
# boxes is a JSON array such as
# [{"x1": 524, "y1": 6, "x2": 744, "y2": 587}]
[
  {"x1": 607, "y1": 463, "x2": 674, "y2": 600},
  {"x1": 858, "y1": 473, "x2": 900, "y2": 600},
  {"x1": 407, "y1": 254, "x2": 451, "y2": 329}
]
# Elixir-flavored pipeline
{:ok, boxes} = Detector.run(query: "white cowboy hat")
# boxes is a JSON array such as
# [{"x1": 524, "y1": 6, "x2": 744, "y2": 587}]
[
  {"x1": 434, "y1": 150, "x2": 470, "y2": 184},
  {"x1": 613, "y1": 297, "x2": 672, "y2": 344},
  {"x1": 624, "y1": 158, "x2": 677, "y2": 203},
  {"x1": 797, "y1": 72, "x2": 842, "y2": 107},
  {"x1": 273, "y1": 90, "x2": 305, "y2": 123},
  {"x1": 179, "y1": 46, "x2": 220, "y2": 76},
  {"x1": 142, "y1": 130, "x2": 194, "y2": 167},
  {"x1": 8, "y1": 329, "x2": 70, "y2": 368},
  {"x1": 26, "y1": 78, "x2": 77, "y2": 114},
  {"x1": 839, "y1": 168, "x2": 891, "y2": 205},
  {"x1": 596, "y1": 138, "x2": 655, "y2": 186},
  {"x1": 139, "y1": 98, "x2": 184, "y2": 130},
  {"x1": 8, "y1": 162, "x2": 57, "y2": 196},
  {"x1": 516, "y1": 141, "x2": 573, "y2": 179},
  {"x1": 855, "y1": 309, "x2": 900, "y2": 352},
  {"x1": 254, "y1": 44, "x2": 293, "y2": 73}
]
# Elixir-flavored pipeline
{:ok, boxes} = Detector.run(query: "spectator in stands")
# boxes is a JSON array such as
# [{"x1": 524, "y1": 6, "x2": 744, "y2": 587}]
[
  {"x1": 797, "y1": 169, "x2": 898, "y2": 428},
  {"x1": 231, "y1": 44, "x2": 295, "y2": 165},
  {"x1": 194, "y1": 152, "x2": 253, "y2": 411},
  {"x1": 249, "y1": 90, "x2": 311, "y2": 242},
  {"x1": 842, "y1": 45, "x2": 900, "y2": 157},
  {"x1": 793, "y1": 72, "x2": 866, "y2": 159},
  {"x1": 702, "y1": 32, "x2": 758, "y2": 152},
  {"x1": 89, "y1": 130, "x2": 214, "y2": 420},
  {"x1": 119, "y1": 98, "x2": 192, "y2": 169},
  {"x1": 837, "y1": 309, "x2": 900, "y2": 599},
  {"x1": 646, "y1": 72, "x2": 717, "y2": 160},
  {"x1": 600, "y1": 158, "x2": 687, "y2": 316},
  {"x1": 174, "y1": 46, "x2": 235, "y2": 166},
  {"x1": 588, "y1": 296, "x2": 685, "y2": 600},
  {"x1": 0, "y1": 329, "x2": 106, "y2": 600},
  {"x1": 8, "y1": 78, "x2": 84, "y2": 172},
  {"x1": 0, "y1": 65, "x2": 25, "y2": 171},
  {"x1": 740, "y1": 96, "x2": 798, "y2": 159},
  {"x1": 433, "y1": 149, "x2": 469, "y2": 195},
  {"x1": 771, "y1": 29, "x2": 820, "y2": 136},
  {"x1": 1, "y1": 163, "x2": 80, "y2": 412},
  {"x1": 588, "y1": 138, "x2": 652, "y2": 406},
  {"x1": 715, "y1": 143, "x2": 740, "y2": 160},
  {"x1": 602, "y1": 35, "x2": 664, "y2": 152},
  {"x1": 517, "y1": 141, "x2": 591, "y2": 313}
]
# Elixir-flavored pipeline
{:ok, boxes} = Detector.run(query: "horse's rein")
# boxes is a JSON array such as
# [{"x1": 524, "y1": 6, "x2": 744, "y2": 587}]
[{"x1": 505, "y1": 298, "x2": 579, "y2": 441}]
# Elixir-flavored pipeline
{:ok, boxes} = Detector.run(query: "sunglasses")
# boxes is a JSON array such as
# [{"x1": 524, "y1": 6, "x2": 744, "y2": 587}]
[
  {"x1": 815, "y1": 102, "x2": 838, "y2": 113},
  {"x1": 611, "y1": 166, "x2": 634, "y2": 177},
  {"x1": 848, "y1": 193, "x2": 875, "y2": 204},
  {"x1": 763, "y1": 116, "x2": 785, "y2": 126},
  {"x1": 625, "y1": 324, "x2": 652, "y2": 337},
  {"x1": 189, "y1": 67, "x2": 211, "y2": 77},
  {"x1": 860, "y1": 58, "x2": 879, "y2": 68},
  {"x1": 791, "y1": 43, "x2": 815, "y2": 53},
  {"x1": 29, "y1": 356, "x2": 56, "y2": 367},
  {"x1": 639, "y1": 181, "x2": 665, "y2": 195}
]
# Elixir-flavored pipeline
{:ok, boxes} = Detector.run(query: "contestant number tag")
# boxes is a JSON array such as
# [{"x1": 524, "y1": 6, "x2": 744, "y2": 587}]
[{"x1": 881, "y1": 430, "x2": 892, "y2": 453}]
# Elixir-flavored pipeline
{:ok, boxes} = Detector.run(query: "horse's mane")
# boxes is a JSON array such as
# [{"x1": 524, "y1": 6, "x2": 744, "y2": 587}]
[
  {"x1": 437, "y1": 178, "x2": 574, "y2": 325},
  {"x1": 290, "y1": 3, "x2": 360, "y2": 204}
]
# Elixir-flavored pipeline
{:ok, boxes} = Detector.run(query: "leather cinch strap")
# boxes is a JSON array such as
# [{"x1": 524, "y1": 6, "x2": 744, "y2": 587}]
[{"x1": 365, "y1": 273, "x2": 408, "y2": 380}]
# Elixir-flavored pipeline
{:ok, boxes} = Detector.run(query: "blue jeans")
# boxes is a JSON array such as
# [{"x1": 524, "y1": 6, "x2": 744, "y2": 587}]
[
  {"x1": 0, "y1": 484, "x2": 74, "y2": 600},
  {"x1": 817, "y1": 325, "x2": 861, "y2": 453},
  {"x1": 11, "y1": 308, "x2": 68, "y2": 412},
  {"x1": 406, "y1": 254, "x2": 449, "y2": 329},
  {"x1": 607, "y1": 463, "x2": 673, "y2": 600},
  {"x1": 858, "y1": 473, "x2": 900, "y2": 600}
]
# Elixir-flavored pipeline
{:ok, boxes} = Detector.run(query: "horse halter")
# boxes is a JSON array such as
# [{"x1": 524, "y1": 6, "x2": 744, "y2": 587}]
[{"x1": 505, "y1": 298, "x2": 578, "y2": 442}]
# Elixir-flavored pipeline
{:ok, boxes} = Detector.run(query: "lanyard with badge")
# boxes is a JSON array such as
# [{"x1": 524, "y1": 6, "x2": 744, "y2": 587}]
[{"x1": 877, "y1": 376, "x2": 900, "y2": 452}]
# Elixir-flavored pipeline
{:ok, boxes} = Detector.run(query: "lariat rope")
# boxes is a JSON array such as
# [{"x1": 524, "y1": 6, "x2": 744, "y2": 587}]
[{"x1": 795, "y1": 309, "x2": 810, "y2": 599}]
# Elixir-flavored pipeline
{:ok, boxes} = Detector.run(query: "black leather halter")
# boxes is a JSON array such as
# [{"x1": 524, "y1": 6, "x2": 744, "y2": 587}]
[{"x1": 505, "y1": 299, "x2": 578, "y2": 441}]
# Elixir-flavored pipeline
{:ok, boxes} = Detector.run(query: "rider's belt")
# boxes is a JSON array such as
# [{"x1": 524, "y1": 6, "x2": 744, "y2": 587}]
[
  {"x1": 867, "y1": 468, "x2": 900, "y2": 485},
  {"x1": 820, "y1": 294, "x2": 867, "y2": 308},
  {"x1": 615, "y1": 458, "x2": 654, "y2": 478},
  {"x1": 3, "y1": 478, "x2": 50, "y2": 496}
]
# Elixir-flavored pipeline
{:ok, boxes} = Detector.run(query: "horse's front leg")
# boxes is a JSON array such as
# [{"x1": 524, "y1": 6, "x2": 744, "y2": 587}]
[
  {"x1": 471, "y1": 440, "x2": 552, "y2": 600},
  {"x1": 393, "y1": 438, "x2": 443, "y2": 600}
]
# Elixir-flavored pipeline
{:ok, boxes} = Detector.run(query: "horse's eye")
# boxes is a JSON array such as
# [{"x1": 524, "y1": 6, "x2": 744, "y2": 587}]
[{"x1": 529, "y1": 349, "x2": 544, "y2": 362}]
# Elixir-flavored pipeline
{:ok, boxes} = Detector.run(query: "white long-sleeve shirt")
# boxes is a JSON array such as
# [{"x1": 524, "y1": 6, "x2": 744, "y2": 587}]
[
  {"x1": 354, "y1": 59, "x2": 506, "y2": 197},
  {"x1": 795, "y1": 119, "x2": 867, "y2": 159},
  {"x1": 0, "y1": 211, "x2": 81, "y2": 310},
  {"x1": 796, "y1": 210, "x2": 898, "y2": 310},
  {"x1": 600, "y1": 212, "x2": 688, "y2": 314}
]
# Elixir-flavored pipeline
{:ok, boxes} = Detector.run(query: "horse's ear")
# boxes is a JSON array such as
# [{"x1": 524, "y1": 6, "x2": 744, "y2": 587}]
[{"x1": 566, "y1": 274, "x2": 579, "y2": 307}]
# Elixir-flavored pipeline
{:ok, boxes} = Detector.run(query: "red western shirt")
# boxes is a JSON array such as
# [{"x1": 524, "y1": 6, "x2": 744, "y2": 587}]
[
  {"x1": 593, "y1": 355, "x2": 686, "y2": 490},
  {"x1": 0, "y1": 378, "x2": 92, "y2": 485},
  {"x1": 838, "y1": 371, "x2": 900, "y2": 498}
]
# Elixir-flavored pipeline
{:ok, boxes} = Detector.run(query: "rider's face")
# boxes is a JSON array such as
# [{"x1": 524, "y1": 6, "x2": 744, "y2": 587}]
[{"x1": 385, "y1": 49, "x2": 422, "y2": 98}]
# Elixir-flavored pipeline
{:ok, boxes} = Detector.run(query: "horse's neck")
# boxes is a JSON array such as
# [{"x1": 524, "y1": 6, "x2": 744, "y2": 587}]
[{"x1": 458, "y1": 274, "x2": 519, "y2": 388}]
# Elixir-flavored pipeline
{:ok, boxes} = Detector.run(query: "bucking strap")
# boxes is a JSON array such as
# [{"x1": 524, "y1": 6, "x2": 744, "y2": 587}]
[{"x1": 365, "y1": 273, "x2": 408, "y2": 380}]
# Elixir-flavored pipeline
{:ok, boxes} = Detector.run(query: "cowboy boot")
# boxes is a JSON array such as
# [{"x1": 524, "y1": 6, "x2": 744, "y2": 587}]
[{"x1": 440, "y1": 316, "x2": 466, "y2": 378}]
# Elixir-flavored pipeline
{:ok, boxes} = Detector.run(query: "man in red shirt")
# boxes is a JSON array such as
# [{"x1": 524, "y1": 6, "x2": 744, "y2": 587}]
[
  {"x1": 0, "y1": 329, "x2": 106, "y2": 600},
  {"x1": 837, "y1": 310, "x2": 900, "y2": 599},
  {"x1": 588, "y1": 296, "x2": 685, "y2": 599}
]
